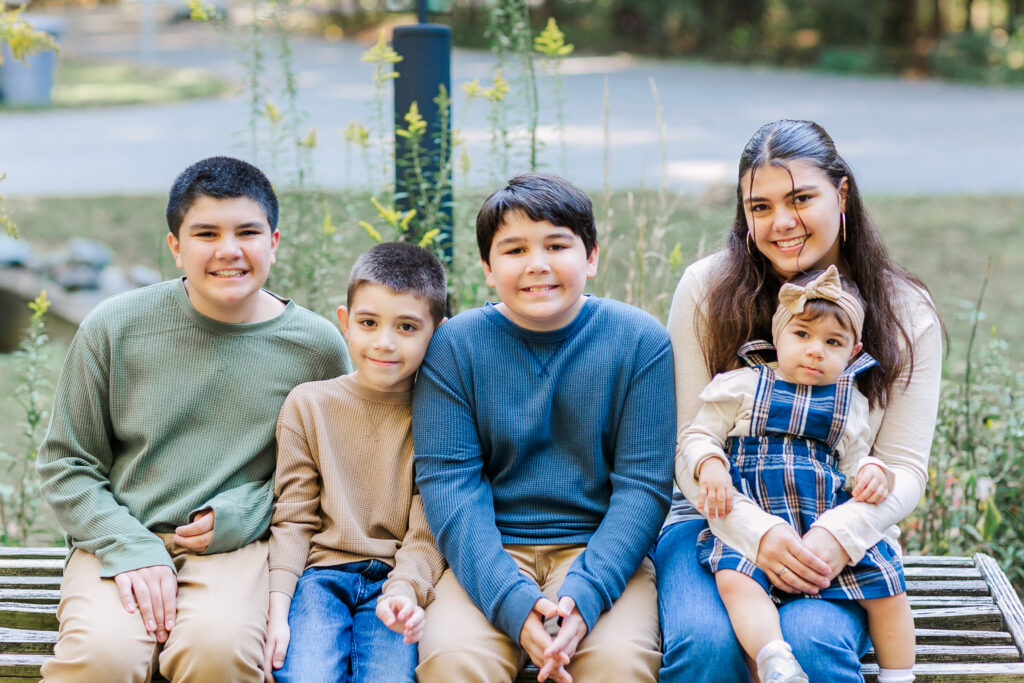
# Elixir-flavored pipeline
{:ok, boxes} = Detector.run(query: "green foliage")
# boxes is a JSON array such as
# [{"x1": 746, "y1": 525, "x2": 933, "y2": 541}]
[
  {"x1": 591, "y1": 77, "x2": 692, "y2": 321},
  {"x1": 534, "y1": 18, "x2": 573, "y2": 174},
  {"x1": 484, "y1": 0, "x2": 540, "y2": 171},
  {"x1": 440, "y1": 0, "x2": 1024, "y2": 84},
  {"x1": 361, "y1": 28, "x2": 403, "y2": 191},
  {"x1": 1, "y1": 173, "x2": 15, "y2": 238},
  {"x1": 902, "y1": 271, "x2": 1024, "y2": 594},
  {"x1": 1, "y1": 8, "x2": 58, "y2": 238},
  {"x1": 394, "y1": 90, "x2": 457, "y2": 255},
  {"x1": 0, "y1": 7, "x2": 58, "y2": 66},
  {"x1": 0, "y1": 293, "x2": 54, "y2": 545},
  {"x1": 930, "y1": 29, "x2": 1024, "y2": 84}
]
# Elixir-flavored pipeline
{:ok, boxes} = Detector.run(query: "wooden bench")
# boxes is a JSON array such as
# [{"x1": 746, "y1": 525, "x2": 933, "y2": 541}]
[{"x1": 1, "y1": 549, "x2": 1021, "y2": 682}]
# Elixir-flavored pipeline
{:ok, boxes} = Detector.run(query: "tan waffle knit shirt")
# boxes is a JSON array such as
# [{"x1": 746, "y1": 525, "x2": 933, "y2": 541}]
[{"x1": 269, "y1": 373, "x2": 445, "y2": 606}]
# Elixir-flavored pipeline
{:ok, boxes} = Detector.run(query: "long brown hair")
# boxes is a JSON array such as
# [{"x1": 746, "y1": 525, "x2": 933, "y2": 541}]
[{"x1": 700, "y1": 120, "x2": 939, "y2": 408}]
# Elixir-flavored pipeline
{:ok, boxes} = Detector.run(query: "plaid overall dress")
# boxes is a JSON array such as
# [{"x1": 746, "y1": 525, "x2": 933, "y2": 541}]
[{"x1": 696, "y1": 341, "x2": 906, "y2": 602}]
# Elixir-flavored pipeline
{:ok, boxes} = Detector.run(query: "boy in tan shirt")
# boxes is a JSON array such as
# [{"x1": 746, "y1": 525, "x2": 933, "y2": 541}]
[{"x1": 263, "y1": 242, "x2": 447, "y2": 682}]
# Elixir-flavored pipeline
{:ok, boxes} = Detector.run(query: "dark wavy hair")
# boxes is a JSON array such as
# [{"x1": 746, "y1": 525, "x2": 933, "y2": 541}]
[
  {"x1": 166, "y1": 156, "x2": 278, "y2": 237},
  {"x1": 475, "y1": 172, "x2": 597, "y2": 264},
  {"x1": 700, "y1": 120, "x2": 940, "y2": 408}
]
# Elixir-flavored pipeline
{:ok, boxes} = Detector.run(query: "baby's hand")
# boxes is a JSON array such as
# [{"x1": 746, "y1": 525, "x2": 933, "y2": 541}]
[
  {"x1": 697, "y1": 458, "x2": 733, "y2": 519},
  {"x1": 376, "y1": 594, "x2": 426, "y2": 644},
  {"x1": 852, "y1": 463, "x2": 889, "y2": 503}
]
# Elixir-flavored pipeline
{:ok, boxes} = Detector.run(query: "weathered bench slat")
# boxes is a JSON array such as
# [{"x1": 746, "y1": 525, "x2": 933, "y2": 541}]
[
  {"x1": 0, "y1": 604, "x2": 57, "y2": 632},
  {"x1": 908, "y1": 580, "x2": 991, "y2": 597},
  {"x1": 916, "y1": 629, "x2": 1014, "y2": 646},
  {"x1": 0, "y1": 591, "x2": 59, "y2": 605},
  {"x1": 0, "y1": 562, "x2": 62, "y2": 578},
  {"x1": 975, "y1": 553, "x2": 1024, "y2": 659},
  {"x1": 0, "y1": 578, "x2": 61, "y2": 591},
  {"x1": 862, "y1": 661, "x2": 1024, "y2": 681},
  {"x1": 904, "y1": 556, "x2": 978, "y2": 567},
  {"x1": 906, "y1": 566, "x2": 984, "y2": 581},
  {"x1": 911, "y1": 605, "x2": 1005, "y2": 631},
  {"x1": 863, "y1": 644, "x2": 1022, "y2": 664},
  {"x1": 0, "y1": 550, "x2": 65, "y2": 561},
  {"x1": 0, "y1": 627, "x2": 57, "y2": 655},
  {"x1": 909, "y1": 597, "x2": 996, "y2": 608},
  {"x1": 0, "y1": 654, "x2": 49, "y2": 678}
]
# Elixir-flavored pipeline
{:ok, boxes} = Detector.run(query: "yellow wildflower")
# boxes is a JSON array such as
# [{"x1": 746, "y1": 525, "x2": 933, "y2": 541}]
[
  {"x1": 534, "y1": 18, "x2": 574, "y2": 58},
  {"x1": 358, "y1": 221, "x2": 383, "y2": 243}
]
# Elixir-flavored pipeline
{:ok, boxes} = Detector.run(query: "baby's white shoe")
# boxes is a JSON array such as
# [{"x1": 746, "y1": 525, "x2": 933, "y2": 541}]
[{"x1": 755, "y1": 640, "x2": 809, "y2": 683}]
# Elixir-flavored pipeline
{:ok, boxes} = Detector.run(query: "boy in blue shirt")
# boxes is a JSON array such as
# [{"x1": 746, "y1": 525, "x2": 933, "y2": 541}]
[{"x1": 413, "y1": 172, "x2": 675, "y2": 683}]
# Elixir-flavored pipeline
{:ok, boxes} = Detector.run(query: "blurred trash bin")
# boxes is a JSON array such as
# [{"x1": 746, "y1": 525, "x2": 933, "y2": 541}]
[{"x1": 0, "y1": 13, "x2": 64, "y2": 106}]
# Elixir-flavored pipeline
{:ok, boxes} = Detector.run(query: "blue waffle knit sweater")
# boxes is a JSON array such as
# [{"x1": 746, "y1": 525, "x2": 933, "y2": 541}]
[{"x1": 412, "y1": 296, "x2": 674, "y2": 641}]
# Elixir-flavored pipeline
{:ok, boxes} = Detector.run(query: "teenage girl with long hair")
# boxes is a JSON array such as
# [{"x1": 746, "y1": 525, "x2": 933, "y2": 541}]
[{"x1": 655, "y1": 119, "x2": 942, "y2": 682}]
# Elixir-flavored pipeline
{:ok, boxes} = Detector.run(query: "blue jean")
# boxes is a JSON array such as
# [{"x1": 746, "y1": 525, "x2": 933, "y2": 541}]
[
  {"x1": 654, "y1": 519, "x2": 870, "y2": 683},
  {"x1": 275, "y1": 560, "x2": 417, "y2": 683}
]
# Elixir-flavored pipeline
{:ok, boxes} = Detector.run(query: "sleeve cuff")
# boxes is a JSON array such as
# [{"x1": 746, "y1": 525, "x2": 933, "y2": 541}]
[
  {"x1": 810, "y1": 519, "x2": 867, "y2": 565},
  {"x1": 382, "y1": 579, "x2": 419, "y2": 604},
  {"x1": 269, "y1": 568, "x2": 300, "y2": 597},
  {"x1": 197, "y1": 501, "x2": 243, "y2": 555},
  {"x1": 97, "y1": 539, "x2": 174, "y2": 578},
  {"x1": 557, "y1": 574, "x2": 603, "y2": 633},
  {"x1": 494, "y1": 584, "x2": 544, "y2": 644}
]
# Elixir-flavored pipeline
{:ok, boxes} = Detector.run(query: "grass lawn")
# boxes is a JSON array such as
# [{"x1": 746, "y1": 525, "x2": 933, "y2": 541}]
[
  {"x1": 4, "y1": 190, "x2": 1021, "y2": 362},
  {"x1": 1, "y1": 58, "x2": 231, "y2": 109}
]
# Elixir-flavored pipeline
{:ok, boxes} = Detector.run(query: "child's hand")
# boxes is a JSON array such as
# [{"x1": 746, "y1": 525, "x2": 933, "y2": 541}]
[
  {"x1": 697, "y1": 458, "x2": 733, "y2": 519},
  {"x1": 519, "y1": 598, "x2": 572, "y2": 683},
  {"x1": 263, "y1": 593, "x2": 291, "y2": 682},
  {"x1": 173, "y1": 508, "x2": 215, "y2": 553},
  {"x1": 376, "y1": 594, "x2": 426, "y2": 644},
  {"x1": 852, "y1": 463, "x2": 889, "y2": 503},
  {"x1": 262, "y1": 610, "x2": 290, "y2": 679}
]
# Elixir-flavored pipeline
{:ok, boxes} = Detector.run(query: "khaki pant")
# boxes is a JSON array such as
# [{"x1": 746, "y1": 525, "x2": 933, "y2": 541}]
[
  {"x1": 416, "y1": 544, "x2": 661, "y2": 683},
  {"x1": 41, "y1": 536, "x2": 268, "y2": 683}
]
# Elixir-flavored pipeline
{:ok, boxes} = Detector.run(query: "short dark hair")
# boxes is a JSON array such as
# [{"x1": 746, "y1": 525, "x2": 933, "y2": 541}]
[
  {"x1": 166, "y1": 156, "x2": 278, "y2": 237},
  {"x1": 347, "y1": 242, "x2": 447, "y2": 325},
  {"x1": 475, "y1": 172, "x2": 597, "y2": 264}
]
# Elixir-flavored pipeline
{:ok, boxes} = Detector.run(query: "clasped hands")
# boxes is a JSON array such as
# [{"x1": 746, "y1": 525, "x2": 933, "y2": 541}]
[
  {"x1": 519, "y1": 595, "x2": 587, "y2": 683},
  {"x1": 698, "y1": 459, "x2": 888, "y2": 594},
  {"x1": 112, "y1": 510, "x2": 215, "y2": 643}
]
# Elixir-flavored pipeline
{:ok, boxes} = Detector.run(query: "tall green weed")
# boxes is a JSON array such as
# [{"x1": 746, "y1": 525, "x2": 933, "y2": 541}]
[
  {"x1": 902, "y1": 272, "x2": 1024, "y2": 593},
  {"x1": 0, "y1": 293, "x2": 55, "y2": 544}
]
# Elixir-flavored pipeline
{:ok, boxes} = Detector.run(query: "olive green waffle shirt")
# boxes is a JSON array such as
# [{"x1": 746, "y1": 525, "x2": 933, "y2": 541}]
[
  {"x1": 37, "y1": 279, "x2": 350, "y2": 577},
  {"x1": 269, "y1": 374, "x2": 445, "y2": 607}
]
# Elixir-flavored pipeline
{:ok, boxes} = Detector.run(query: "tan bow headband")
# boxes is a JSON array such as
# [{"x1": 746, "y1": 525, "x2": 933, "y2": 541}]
[{"x1": 771, "y1": 265, "x2": 865, "y2": 343}]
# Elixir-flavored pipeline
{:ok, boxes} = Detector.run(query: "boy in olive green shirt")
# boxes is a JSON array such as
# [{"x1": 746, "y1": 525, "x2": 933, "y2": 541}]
[{"x1": 37, "y1": 156, "x2": 348, "y2": 682}]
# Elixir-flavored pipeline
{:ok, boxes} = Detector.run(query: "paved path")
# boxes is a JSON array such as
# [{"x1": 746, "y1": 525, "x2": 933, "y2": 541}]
[{"x1": 1, "y1": 6, "x2": 1023, "y2": 196}]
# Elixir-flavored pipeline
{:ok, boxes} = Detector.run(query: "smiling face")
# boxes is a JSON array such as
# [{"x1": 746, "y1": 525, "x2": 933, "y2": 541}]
[
  {"x1": 167, "y1": 194, "x2": 280, "y2": 324},
  {"x1": 774, "y1": 312, "x2": 863, "y2": 386},
  {"x1": 337, "y1": 284, "x2": 437, "y2": 393},
  {"x1": 481, "y1": 211, "x2": 599, "y2": 332},
  {"x1": 742, "y1": 159, "x2": 848, "y2": 280}
]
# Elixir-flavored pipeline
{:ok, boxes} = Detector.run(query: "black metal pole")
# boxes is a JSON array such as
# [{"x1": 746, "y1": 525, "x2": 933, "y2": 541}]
[{"x1": 392, "y1": 21, "x2": 453, "y2": 267}]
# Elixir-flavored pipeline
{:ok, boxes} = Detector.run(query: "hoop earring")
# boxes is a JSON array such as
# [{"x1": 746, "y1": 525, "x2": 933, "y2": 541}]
[
  {"x1": 841, "y1": 212, "x2": 847, "y2": 244},
  {"x1": 746, "y1": 231, "x2": 753, "y2": 255}
]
